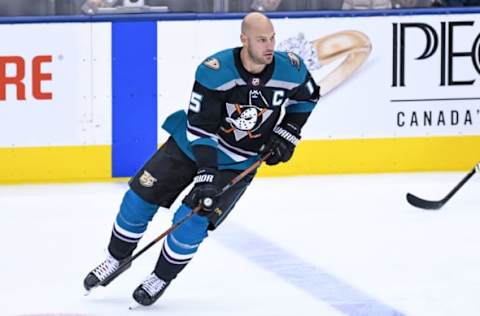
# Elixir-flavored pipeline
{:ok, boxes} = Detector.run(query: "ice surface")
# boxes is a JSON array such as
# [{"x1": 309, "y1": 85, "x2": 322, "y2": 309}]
[{"x1": 1, "y1": 172, "x2": 479, "y2": 316}]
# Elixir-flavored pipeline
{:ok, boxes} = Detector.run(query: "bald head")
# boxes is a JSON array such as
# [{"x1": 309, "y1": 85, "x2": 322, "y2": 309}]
[
  {"x1": 241, "y1": 12, "x2": 274, "y2": 36},
  {"x1": 239, "y1": 12, "x2": 275, "y2": 72}
]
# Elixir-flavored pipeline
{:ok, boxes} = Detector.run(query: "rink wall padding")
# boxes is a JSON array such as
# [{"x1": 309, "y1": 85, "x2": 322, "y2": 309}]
[
  {"x1": 0, "y1": 146, "x2": 110, "y2": 183},
  {"x1": 257, "y1": 136, "x2": 480, "y2": 177},
  {"x1": 0, "y1": 9, "x2": 480, "y2": 183}
]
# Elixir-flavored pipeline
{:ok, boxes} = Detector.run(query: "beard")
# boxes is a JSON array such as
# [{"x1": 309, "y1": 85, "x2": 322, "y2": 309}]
[{"x1": 247, "y1": 46, "x2": 273, "y2": 65}]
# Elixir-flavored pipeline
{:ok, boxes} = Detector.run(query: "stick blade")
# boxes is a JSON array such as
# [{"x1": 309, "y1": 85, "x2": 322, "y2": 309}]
[{"x1": 406, "y1": 193, "x2": 444, "y2": 210}]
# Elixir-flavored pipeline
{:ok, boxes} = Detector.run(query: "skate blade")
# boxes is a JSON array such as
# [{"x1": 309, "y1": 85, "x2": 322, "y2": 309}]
[
  {"x1": 128, "y1": 302, "x2": 141, "y2": 310},
  {"x1": 84, "y1": 286, "x2": 99, "y2": 296}
]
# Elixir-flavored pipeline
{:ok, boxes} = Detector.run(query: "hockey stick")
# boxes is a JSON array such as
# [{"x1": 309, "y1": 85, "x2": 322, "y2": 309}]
[
  {"x1": 97, "y1": 152, "x2": 272, "y2": 288},
  {"x1": 406, "y1": 162, "x2": 479, "y2": 210}
]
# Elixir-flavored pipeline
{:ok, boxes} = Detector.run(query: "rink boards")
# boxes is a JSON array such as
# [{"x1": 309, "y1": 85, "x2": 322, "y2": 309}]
[{"x1": 0, "y1": 9, "x2": 480, "y2": 183}]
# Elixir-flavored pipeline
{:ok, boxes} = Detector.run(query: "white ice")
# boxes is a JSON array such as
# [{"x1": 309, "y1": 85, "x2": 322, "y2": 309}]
[{"x1": 1, "y1": 172, "x2": 479, "y2": 316}]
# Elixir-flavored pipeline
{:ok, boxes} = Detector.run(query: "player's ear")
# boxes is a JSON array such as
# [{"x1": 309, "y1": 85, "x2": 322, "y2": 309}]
[{"x1": 240, "y1": 33, "x2": 248, "y2": 46}]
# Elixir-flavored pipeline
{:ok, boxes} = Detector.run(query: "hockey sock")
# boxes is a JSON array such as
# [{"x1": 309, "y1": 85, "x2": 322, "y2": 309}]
[
  {"x1": 108, "y1": 189, "x2": 159, "y2": 259},
  {"x1": 154, "y1": 204, "x2": 209, "y2": 281}
]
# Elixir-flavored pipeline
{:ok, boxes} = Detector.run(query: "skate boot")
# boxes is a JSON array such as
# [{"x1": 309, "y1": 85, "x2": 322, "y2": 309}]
[
  {"x1": 132, "y1": 273, "x2": 171, "y2": 306},
  {"x1": 83, "y1": 251, "x2": 131, "y2": 292}
]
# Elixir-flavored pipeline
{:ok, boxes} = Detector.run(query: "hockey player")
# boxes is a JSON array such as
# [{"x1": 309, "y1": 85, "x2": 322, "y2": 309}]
[{"x1": 83, "y1": 11, "x2": 320, "y2": 306}]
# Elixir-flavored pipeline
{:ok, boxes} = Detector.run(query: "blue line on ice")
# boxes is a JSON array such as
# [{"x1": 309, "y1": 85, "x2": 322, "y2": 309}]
[{"x1": 215, "y1": 223, "x2": 405, "y2": 316}]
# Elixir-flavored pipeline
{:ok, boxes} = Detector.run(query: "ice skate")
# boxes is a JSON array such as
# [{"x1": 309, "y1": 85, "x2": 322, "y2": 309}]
[
  {"x1": 83, "y1": 251, "x2": 131, "y2": 292},
  {"x1": 132, "y1": 273, "x2": 171, "y2": 306}
]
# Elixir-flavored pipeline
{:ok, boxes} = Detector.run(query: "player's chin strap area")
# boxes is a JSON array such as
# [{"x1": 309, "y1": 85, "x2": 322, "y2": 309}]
[{"x1": 98, "y1": 152, "x2": 272, "y2": 288}]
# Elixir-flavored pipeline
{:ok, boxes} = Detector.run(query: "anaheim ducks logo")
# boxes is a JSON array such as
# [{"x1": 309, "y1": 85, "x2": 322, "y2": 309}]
[
  {"x1": 222, "y1": 103, "x2": 273, "y2": 141},
  {"x1": 139, "y1": 170, "x2": 157, "y2": 187},
  {"x1": 203, "y1": 57, "x2": 220, "y2": 70},
  {"x1": 226, "y1": 106, "x2": 260, "y2": 131}
]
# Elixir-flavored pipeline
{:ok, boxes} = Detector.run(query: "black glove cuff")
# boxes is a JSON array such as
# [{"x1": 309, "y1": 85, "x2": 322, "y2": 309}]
[
  {"x1": 273, "y1": 122, "x2": 301, "y2": 147},
  {"x1": 193, "y1": 168, "x2": 217, "y2": 185}
]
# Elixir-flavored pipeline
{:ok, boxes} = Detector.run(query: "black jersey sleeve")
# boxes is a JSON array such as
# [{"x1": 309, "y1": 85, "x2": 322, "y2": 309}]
[
  {"x1": 186, "y1": 81, "x2": 224, "y2": 168},
  {"x1": 186, "y1": 49, "x2": 238, "y2": 169},
  {"x1": 283, "y1": 70, "x2": 320, "y2": 130}
]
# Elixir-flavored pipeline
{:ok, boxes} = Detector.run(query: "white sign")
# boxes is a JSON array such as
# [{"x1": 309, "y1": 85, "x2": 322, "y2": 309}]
[
  {"x1": 0, "y1": 23, "x2": 112, "y2": 147},
  {"x1": 156, "y1": 14, "x2": 480, "y2": 141}
]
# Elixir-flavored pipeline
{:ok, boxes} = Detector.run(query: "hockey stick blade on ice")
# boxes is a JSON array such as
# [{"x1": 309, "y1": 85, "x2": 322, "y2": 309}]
[
  {"x1": 406, "y1": 163, "x2": 479, "y2": 210},
  {"x1": 94, "y1": 152, "x2": 272, "y2": 289}
]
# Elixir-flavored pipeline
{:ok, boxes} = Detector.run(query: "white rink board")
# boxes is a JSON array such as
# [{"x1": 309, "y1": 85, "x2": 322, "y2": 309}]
[
  {"x1": 0, "y1": 23, "x2": 112, "y2": 147},
  {"x1": 156, "y1": 14, "x2": 480, "y2": 142}
]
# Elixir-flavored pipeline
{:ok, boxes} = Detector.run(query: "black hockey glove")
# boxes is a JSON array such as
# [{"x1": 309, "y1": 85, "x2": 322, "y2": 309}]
[
  {"x1": 261, "y1": 122, "x2": 301, "y2": 166},
  {"x1": 185, "y1": 168, "x2": 220, "y2": 215}
]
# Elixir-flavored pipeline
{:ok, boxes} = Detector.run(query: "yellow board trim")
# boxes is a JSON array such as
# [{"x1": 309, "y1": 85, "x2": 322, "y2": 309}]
[
  {"x1": 0, "y1": 145, "x2": 111, "y2": 184},
  {"x1": 257, "y1": 136, "x2": 480, "y2": 177},
  {"x1": 1, "y1": 136, "x2": 479, "y2": 183}
]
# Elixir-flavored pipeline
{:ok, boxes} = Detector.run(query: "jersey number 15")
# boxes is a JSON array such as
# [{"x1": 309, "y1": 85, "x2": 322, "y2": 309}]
[{"x1": 189, "y1": 92, "x2": 204, "y2": 113}]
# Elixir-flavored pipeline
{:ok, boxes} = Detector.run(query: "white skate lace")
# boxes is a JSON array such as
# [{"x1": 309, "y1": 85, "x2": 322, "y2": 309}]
[
  {"x1": 277, "y1": 32, "x2": 321, "y2": 71},
  {"x1": 92, "y1": 252, "x2": 119, "y2": 281},
  {"x1": 141, "y1": 273, "x2": 167, "y2": 297}
]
